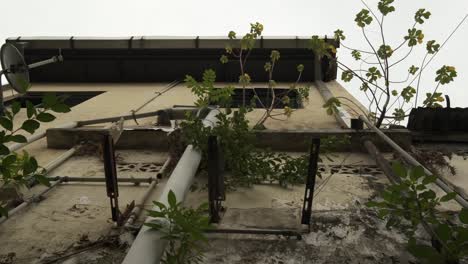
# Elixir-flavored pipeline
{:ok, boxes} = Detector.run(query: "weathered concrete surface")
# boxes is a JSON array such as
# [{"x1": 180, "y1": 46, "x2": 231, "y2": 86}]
[
  {"x1": 182, "y1": 151, "x2": 413, "y2": 263},
  {"x1": 0, "y1": 150, "x2": 168, "y2": 263}
]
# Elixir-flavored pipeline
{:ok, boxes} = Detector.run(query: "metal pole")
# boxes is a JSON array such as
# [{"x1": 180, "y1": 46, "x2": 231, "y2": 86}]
[
  {"x1": 122, "y1": 109, "x2": 220, "y2": 264},
  {"x1": 157, "y1": 157, "x2": 172, "y2": 179},
  {"x1": 124, "y1": 180, "x2": 158, "y2": 228},
  {"x1": 47, "y1": 176, "x2": 156, "y2": 184},
  {"x1": 27, "y1": 55, "x2": 63, "y2": 69},
  {"x1": 0, "y1": 178, "x2": 64, "y2": 224},
  {"x1": 132, "y1": 81, "x2": 179, "y2": 114},
  {"x1": 359, "y1": 115, "x2": 468, "y2": 208}
]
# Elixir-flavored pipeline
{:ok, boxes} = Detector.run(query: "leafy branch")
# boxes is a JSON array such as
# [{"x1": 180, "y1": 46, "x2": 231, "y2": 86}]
[{"x1": 0, "y1": 89, "x2": 70, "y2": 217}]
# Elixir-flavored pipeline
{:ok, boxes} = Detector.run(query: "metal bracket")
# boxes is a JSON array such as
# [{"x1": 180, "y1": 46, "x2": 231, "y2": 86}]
[
  {"x1": 301, "y1": 138, "x2": 321, "y2": 226},
  {"x1": 207, "y1": 136, "x2": 225, "y2": 223},
  {"x1": 102, "y1": 134, "x2": 120, "y2": 223}
]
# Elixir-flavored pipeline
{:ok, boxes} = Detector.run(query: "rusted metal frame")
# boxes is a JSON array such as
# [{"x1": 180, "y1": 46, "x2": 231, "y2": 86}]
[
  {"x1": 301, "y1": 138, "x2": 321, "y2": 227},
  {"x1": 207, "y1": 136, "x2": 225, "y2": 223}
]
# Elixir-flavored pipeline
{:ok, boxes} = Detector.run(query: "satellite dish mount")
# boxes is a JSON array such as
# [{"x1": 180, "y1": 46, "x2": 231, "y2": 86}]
[{"x1": 0, "y1": 43, "x2": 63, "y2": 115}]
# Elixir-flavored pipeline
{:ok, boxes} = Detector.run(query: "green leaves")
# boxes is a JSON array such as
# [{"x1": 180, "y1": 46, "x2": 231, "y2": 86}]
[
  {"x1": 26, "y1": 101, "x2": 36, "y2": 118},
  {"x1": 334, "y1": 29, "x2": 345, "y2": 41},
  {"x1": 36, "y1": 113, "x2": 56, "y2": 122},
  {"x1": 426, "y1": 40, "x2": 440, "y2": 54},
  {"x1": 377, "y1": 45, "x2": 394, "y2": 59},
  {"x1": 400, "y1": 86, "x2": 416, "y2": 102},
  {"x1": 6, "y1": 135, "x2": 26, "y2": 143},
  {"x1": 366, "y1": 67, "x2": 382, "y2": 83},
  {"x1": 168, "y1": 190, "x2": 177, "y2": 208},
  {"x1": 297, "y1": 64, "x2": 304, "y2": 73},
  {"x1": 270, "y1": 50, "x2": 280, "y2": 62},
  {"x1": 378, "y1": 0, "x2": 395, "y2": 16},
  {"x1": 392, "y1": 162, "x2": 407, "y2": 178},
  {"x1": 351, "y1": 50, "x2": 361, "y2": 61},
  {"x1": 323, "y1": 97, "x2": 342, "y2": 115},
  {"x1": 308, "y1": 35, "x2": 335, "y2": 59},
  {"x1": 393, "y1": 108, "x2": 405, "y2": 121},
  {"x1": 423, "y1": 92, "x2": 445, "y2": 108},
  {"x1": 440, "y1": 192, "x2": 456, "y2": 202},
  {"x1": 341, "y1": 71, "x2": 354, "y2": 82},
  {"x1": 409, "y1": 65, "x2": 420, "y2": 75},
  {"x1": 405, "y1": 28, "x2": 425, "y2": 47},
  {"x1": 435, "y1": 65, "x2": 457, "y2": 85},
  {"x1": 355, "y1": 9, "x2": 373, "y2": 27},
  {"x1": 220, "y1": 55, "x2": 228, "y2": 64},
  {"x1": 228, "y1": 31, "x2": 236, "y2": 39},
  {"x1": 407, "y1": 244, "x2": 443, "y2": 263},
  {"x1": 21, "y1": 119, "x2": 40, "y2": 134},
  {"x1": 145, "y1": 189, "x2": 211, "y2": 264},
  {"x1": 460, "y1": 208, "x2": 468, "y2": 224},
  {"x1": 0, "y1": 117, "x2": 13, "y2": 131},
  {"x1": 415, "y1": 9, "x2": 431, "y2": 24}
]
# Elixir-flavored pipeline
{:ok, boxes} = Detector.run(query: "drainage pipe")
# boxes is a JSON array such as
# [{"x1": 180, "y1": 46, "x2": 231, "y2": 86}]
[
  {"x1": 359, "y1": 115, "x2": 468, "y2": 208},
  {"x1": 124, "y1": 180, "x2": 158, "y2": 228},
  {"x1": 8, "y1": 122, "x2": 78, "y2": 152},
  {"x1": 315, "y1": 81, "x2": 350, "y2": 128},
  {"x1": 122, "y1": 109, "x2": 220, "y2": 264}
]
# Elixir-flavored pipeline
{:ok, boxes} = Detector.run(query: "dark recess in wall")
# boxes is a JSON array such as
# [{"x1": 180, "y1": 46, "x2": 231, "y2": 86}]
[{"x1": 23, "y1": 48, "x2": 320, "y2": 83}]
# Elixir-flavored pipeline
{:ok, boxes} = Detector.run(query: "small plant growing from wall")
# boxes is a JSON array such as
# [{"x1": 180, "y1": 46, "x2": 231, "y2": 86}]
[
  {"x1": 180, "y1": 23, "x2": 349, "y2": 189},
  {"x1": 310, "y1": 0, "x2": 462, "y2": 128},
  {"x1": 367, "y1": 162, "x2": 468, "y2": 263},
  {"x1": 145, "y1": 190, "x2": 211, "y2": 264},
  {"x1": 0, "y1": 83, "x2": 70, "y2": 217}
]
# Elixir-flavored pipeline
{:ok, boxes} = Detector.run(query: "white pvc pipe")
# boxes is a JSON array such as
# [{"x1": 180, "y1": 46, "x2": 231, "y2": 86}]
[{"x1": 122, "y1": 109, "x2": 220, "y2": 264}]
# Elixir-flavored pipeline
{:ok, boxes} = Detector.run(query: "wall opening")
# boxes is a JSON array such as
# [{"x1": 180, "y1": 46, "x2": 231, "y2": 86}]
[
  {"x1": 13, "y1": 91, "x2": 105, "y2": 107},
  {"x1": 213, "y1": 88, "x2": 303, "y2": 109}
]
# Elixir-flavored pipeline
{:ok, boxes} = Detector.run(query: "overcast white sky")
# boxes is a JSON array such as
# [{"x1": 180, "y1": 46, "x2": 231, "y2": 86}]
[{"x1": 1, "y1": 0, "x2": 467, "y2": 110}]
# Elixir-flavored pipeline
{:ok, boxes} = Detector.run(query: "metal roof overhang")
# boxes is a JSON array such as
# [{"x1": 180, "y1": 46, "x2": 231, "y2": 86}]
[{"x1": 5, "y1": 36, "x2": 339, "y2": 83}]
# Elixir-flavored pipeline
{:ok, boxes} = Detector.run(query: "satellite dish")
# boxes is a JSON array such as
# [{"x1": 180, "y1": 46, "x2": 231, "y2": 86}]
[
  {"x1": 0, "y1": 43, "x2": 30, "y2": 93},
  {"x1": 0, "y1": 43, "x2": 63, "y2": 115}
]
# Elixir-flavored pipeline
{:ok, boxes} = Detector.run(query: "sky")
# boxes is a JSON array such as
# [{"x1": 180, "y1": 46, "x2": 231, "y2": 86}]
[{"x1": 1, "y1": 0, "x2": 467, "y2": 112}]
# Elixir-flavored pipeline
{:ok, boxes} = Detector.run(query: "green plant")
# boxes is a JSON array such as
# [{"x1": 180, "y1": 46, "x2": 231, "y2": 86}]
[
  {"x1": 181, "y1": 64, "x2": 349, "y2": 188},
  {"x1": 366, "y1": 162, "x2": 468, "y2": 263},
  {"x1": 0, "y1": 88, "x2": 70, "y2": 217},
  {"x1": 145, "y1": 190, "x2": 211, "y2": 264},
  {"x1": 310, "y1": 0, "x2": 462, "y2": 128},
  {"x1": 219, "y1": 23, "x2": 309, "y2": 129}
]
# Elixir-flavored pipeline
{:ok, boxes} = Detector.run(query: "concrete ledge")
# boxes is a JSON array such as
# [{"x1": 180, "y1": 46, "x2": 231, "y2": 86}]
[
  {"x1": 47, "y1": 127, "x2": 411, "y2": 152},
  {"x1": 47, "y1": 127, "x2": 171, "y2": 150},
  {"x1": 412, "y1": 131, "x2": 468, "y2": 143},
  {"x1": 254, "y1": 129, "x2": 412, "y2": 152}
]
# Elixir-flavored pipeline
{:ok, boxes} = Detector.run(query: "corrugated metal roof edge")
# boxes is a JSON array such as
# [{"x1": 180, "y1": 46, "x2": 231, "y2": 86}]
[{"x1": 5, "y1": 36, "x2": 339, "y2": 50}]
